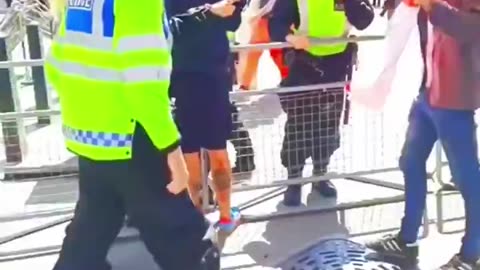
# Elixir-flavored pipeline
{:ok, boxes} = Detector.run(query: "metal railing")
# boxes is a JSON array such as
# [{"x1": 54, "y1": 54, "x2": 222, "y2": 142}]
[{"x1": 0, "y1": 28, "x2": 461, "y2": 261}]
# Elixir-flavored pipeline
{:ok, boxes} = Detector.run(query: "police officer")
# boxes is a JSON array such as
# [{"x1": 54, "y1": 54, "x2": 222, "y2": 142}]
[
  {"x1": 44, "y1": 0, "x2": 237, "y2": 269},
  {"x1": 269, "y1": 0, "x2": 374, "y2": 206}
]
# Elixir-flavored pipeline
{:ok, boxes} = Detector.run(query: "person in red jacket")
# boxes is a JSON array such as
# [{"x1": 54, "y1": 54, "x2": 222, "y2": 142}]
[{"x1": 366, "y1": 0, "x2": 480, "y2": 268}]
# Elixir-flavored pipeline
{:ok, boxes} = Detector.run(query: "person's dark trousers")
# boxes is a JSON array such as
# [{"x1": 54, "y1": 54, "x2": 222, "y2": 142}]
[
  {"x1": 399, "y1": 92, "x2": 480, "y2": 263},
  {"x1": 230, "y1": 103, "x2": 255, "y2": 173},
  {"x1": 228, "y1": 53, "x2": 256, "y2": 173},
  {"x1": 52, "y1": 124, "x2": 219, "y2": 270},
  {"x1": 279, "y1": 50, "x2": 348, "y2": 205}
]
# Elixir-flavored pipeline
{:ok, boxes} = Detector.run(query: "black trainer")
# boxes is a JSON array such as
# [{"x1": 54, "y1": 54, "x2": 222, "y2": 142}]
[
  {"x1": 365, "y1": 234, "x2": 419, "y2": 265},
  {"x1": 437, "y1": 254, "x2": 480, "y2": 270},
  {"x1": 232, "y1": 156, "x2": 255, "y2": 174}
]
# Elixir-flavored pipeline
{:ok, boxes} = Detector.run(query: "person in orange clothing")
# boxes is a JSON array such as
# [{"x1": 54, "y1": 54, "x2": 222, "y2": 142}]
[{"x1": 237, "y1": 0, "x2": 289, "y2": 90}]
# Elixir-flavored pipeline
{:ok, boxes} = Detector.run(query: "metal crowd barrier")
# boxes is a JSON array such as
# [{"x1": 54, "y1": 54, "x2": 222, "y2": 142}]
[
  {"x1": 0, "y1": 1, "x2": 51, "y2": 170},
  {"x1": 0, "y1": 33, "x2": 454, "y2": 261}
]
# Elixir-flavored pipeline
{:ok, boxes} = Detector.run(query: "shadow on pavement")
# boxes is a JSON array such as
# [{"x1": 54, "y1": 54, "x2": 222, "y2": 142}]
[{"x1": 242, "y1": 193, "x2": 349, "y2": 268}]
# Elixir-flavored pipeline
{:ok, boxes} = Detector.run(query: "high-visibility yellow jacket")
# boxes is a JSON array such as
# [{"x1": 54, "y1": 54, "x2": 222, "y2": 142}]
[
  {"x1": 227, "y1": 31, "x2": 236, "y2": 43},
  {"x1": 45, "y1": 0, "x2": 179, "y2": 161},
  {"x1": 296, "y1": 0, "x2": 349, "y2": 56}
]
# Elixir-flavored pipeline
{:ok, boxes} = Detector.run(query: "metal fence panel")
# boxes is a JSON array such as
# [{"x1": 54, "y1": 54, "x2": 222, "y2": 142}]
[{"x1": 0, "y1": 30, "x2": 447, "y2": 261}]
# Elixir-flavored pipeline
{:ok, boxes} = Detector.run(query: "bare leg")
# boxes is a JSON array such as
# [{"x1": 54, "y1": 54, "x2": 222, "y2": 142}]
[
  {"x1": 184, "y1": 152, "x2": 203, "y2": 210},
  {"x1": 207, "y1": 149, "x2": 232, "y2": 220}
]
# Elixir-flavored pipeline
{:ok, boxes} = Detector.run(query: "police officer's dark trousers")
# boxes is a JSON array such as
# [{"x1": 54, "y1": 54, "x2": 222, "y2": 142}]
[
  {"x1": 279, "y1": 49, "x2": 352, "y2": 181},
  {"x1": 229, "y1": 53, "x2": 255, "y2": 171},
  {"x1": 53, "y1": 124, "x2": 218, "y2": 270}
]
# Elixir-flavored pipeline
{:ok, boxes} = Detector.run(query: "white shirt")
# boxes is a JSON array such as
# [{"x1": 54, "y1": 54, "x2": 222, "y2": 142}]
[{"x1": 426, "y1": 22, "x2": 434, "y2": 88}]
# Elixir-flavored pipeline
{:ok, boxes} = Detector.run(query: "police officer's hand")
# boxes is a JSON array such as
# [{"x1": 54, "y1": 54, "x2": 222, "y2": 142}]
[
  {"x1": 166, "y1": 147, "x2": 189, "y2": 195},
  {"x1": 210, "y1": 0, "x2": 240, "y2": 17},
  {"x1": 286, "y1": 34, "x2": 310, "y2": 50}
]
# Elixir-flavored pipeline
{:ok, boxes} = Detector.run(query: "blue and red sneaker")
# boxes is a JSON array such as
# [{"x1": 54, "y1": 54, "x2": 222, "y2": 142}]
[{"x1": 217, "y1": 207, "x2": 241, "y2": 234}]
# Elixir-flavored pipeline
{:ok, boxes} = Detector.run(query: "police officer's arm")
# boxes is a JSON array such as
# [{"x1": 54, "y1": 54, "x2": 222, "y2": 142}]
[
  {"x1": 268, "y1": 0, "x2": 300, "y2": 41},
  {"x1": 344, "y1": 0, "x2": 375, "y2": 30},
  {"x1": 115, "y1": 0, "x2": 180, "y2": 153},
  {"x1": 426, "y1": 0, "x2": 480, "y2": 43}
]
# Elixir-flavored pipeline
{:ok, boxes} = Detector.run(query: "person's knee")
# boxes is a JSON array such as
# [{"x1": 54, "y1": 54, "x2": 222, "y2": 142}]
[
  {"x1": 208, "y1": 151, "x2": 231, "y2": 191},
  {"x1": 399, "y1": 131, "x2": 433, "y2": 173},
  {"x1": 399, "y1": 146, "x2": 428, "y2": 173},
  {"x1": 208, "y1": 150, "x2": 230, "y2": 171}
]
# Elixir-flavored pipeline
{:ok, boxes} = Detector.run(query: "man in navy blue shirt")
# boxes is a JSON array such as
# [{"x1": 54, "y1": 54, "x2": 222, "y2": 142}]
[
  {"x1": 167, "y1": 0, "x2": 246, "y2": 233},
  {"x1": 269, "y1": 0, "x2": 374, "y2": 206}
]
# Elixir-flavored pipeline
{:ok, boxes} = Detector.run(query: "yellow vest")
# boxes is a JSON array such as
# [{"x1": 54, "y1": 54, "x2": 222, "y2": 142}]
[
  {"x1": 296, "y1": 0, "x2": 349, "y2": 56},
  {"x1": 45, "y1": 0, "x2": 178, "y2": 161}
]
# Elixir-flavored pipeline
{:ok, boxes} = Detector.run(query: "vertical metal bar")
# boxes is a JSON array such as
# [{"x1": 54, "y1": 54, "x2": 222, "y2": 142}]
[
  {"x1": 20, "y1": 41, "x2": 33, "y2": 86},
  {"x1": 26, "y1": 24, "x2": 50, "y2": 125},
  {"x1": 0, "y1": 36, "x2": 23, "y2": 163},
  {"x1": 436, "y1": 191, "x2": 445, "y2": 233},
  {"x1": 420, "y1": 209, "x2": 430, "y2": 239},
  {"x1": 200, "y1": 148, "x2": 210, "y2": 211}
]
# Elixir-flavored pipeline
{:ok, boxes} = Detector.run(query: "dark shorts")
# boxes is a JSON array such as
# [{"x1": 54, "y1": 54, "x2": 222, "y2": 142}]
[{"x1": 170, "y1": 70, "x2": 232, "y2": 154}]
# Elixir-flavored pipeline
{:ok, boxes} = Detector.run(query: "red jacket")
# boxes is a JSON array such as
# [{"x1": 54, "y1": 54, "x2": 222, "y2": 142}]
[{"x1": 427, "y1": 0, "x2": 480, "y2": 110}]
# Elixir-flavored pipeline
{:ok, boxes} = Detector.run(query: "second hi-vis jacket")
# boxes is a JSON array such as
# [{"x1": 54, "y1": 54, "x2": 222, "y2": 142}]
[
  {"x1": 269, "y1": 0, "x2": 374, "y2": 56},
  {"x1": 45, "y1": 0, "x2": 179, "y2": 161}
]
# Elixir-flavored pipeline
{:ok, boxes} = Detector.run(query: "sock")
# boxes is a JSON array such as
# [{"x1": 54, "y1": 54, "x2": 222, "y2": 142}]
[{"x1": 219, "y1": 217, "x2": 231, "y2": 224}]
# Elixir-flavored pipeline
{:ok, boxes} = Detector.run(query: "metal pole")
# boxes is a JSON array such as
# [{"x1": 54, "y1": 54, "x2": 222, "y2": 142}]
[
  {"x1": 230, "y1": 35, "x2": 385, "y2": 52},
  {"x1": 0, "y1": 36, "x2": 23, "y2": 163},
  {"x1": 20, "y1": 41, "x2": 33, "y2": 86},
  {"x1": 0, "y1": 35, "x2": 386, "y2": 68},
  {"x1": 26, "y1": 24, "x2": 50, "y2": 125}
]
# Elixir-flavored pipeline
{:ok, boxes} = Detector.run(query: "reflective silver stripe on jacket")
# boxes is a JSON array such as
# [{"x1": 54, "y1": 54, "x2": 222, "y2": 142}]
[
  {"x1": 297, "y1": 0, "x2": 350, "y2": 36},
  {"x1": 117, "y1": 35, "x2": 170, "y2": 53},
  {"x1": 63, "y1": 126, "x2": 133, "y2": 148},
  {"x1": 47, "y1": 56, "x2": 122, "y2": 81},
  {"x1": 47, "y1": 55, "x2": 171, "y2": 82},
  {"x1": 57, "y1": 30, "x2": 171, "y2": 53}
]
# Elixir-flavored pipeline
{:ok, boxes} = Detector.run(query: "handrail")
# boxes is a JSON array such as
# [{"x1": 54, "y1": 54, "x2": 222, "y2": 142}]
[
  {"x1": 0, "y1": 35, "x2": 385, "y2": 68},
  {"x1": 0, "y1": 81, "x2": 350, "y2": 120}
]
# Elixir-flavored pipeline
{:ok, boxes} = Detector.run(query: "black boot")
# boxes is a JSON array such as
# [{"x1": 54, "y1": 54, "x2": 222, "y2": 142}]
[
  {"x1": 283, "y1": 170, "x2": 303, "y2": 206},
  {"x1": 312, "y1": 181, "x2": 337, "y2": 198},
  {"x1": 283, "y1": 185, "x2": 302, "y2": 206},
  {"x1": 312, "y1": 167, "x2": 337, "y2": 198},
  {"x1": 232, "y1": 154, "x2": 255, "y2": 173},
  {"x1": 230, "y1": 110, "x2": 255, "y2": 173}
]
